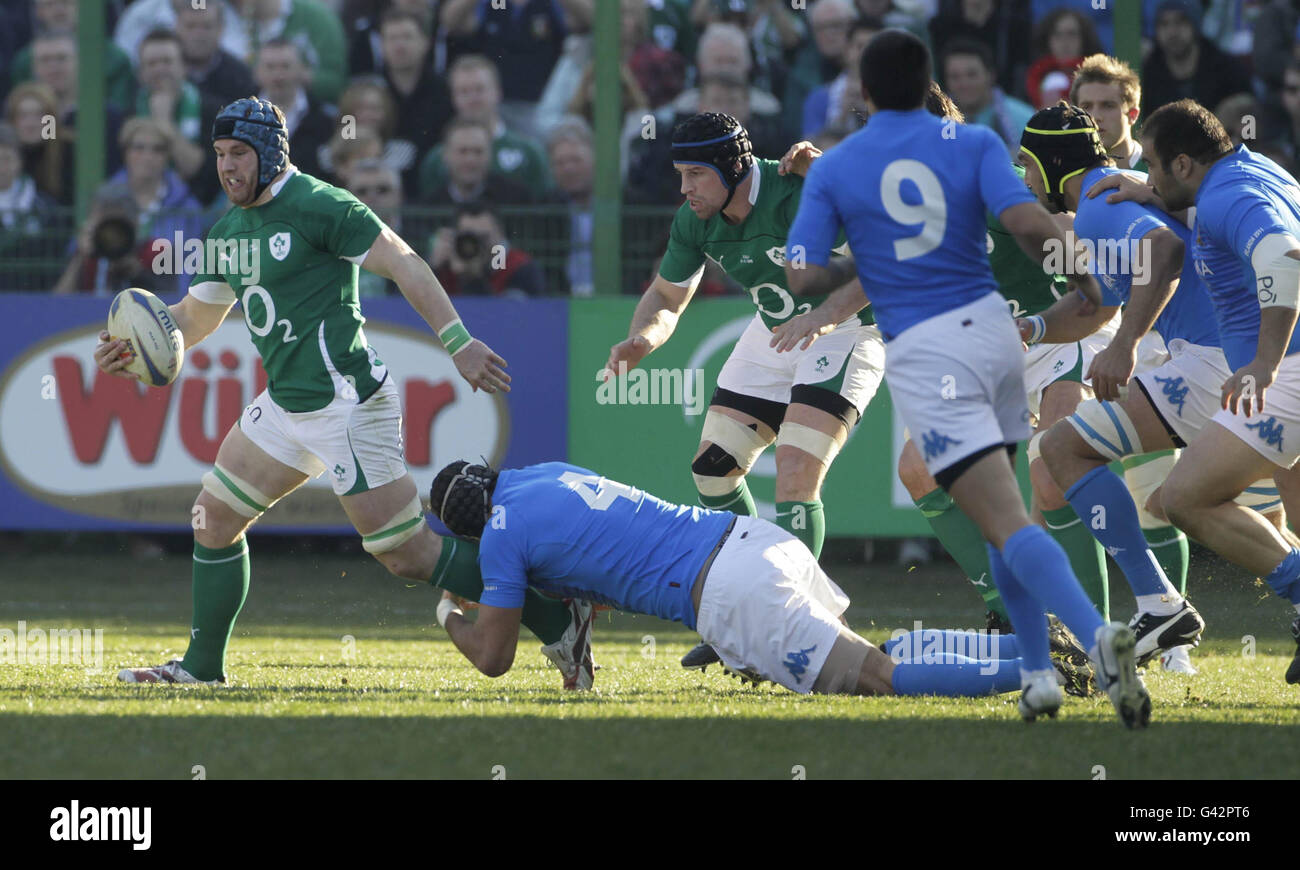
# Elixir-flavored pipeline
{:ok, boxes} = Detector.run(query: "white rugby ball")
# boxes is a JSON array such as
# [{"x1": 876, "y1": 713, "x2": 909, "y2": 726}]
[{"x1": 106, "y1": 288, "x2": 185, "y2": 387}]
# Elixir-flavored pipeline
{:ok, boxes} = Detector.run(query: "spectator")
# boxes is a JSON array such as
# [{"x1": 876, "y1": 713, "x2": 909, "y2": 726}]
[
  {"x1": 100, "y1": 117, "x2": 205, "y2": 295},
  {"x1": 941, "y1": 37, "x2": 1035, "y2": 155},
  {"x1": 422, "y1": 117, "x2": 534, "y2": 206},
  {"x1": 0, "y1": 122, "x2": 61, "y2": 291},
  {"x1": 647, "y1": 0, "x2": 698, "y2": 59},
  {"x1": 173, "y1": 0, "x2": 259, "y2": 107},
  {"x1": 538, "y1": 115, "x2": 594, "y2": 295},
  {"x1": 1025, "y1": 7, "x2": 1103, "y2": 108},
  {"x1": 328, "y1": 77, "x2": 421, "y2": 184},
  {"x1": 803, "y1": 17, "x2": 882, "y2": 139},
  {"x1": 854, "y1": 0, "x2": 932, "y2": 44},
  {"x1": 52, "y1": 189, "x2": 170, "y2": 297},
  {"x1": 1069, "y1": 53, "x2": 1146, "y2": 169},
  {"x1": 347, "y1": 158, "x2": 406, "y2": 296},
  {"x1": 691, "y1": 0, "x2": 805, "y2": 103},
  {"x1": 116, "y1": 0, "x2": 249, "y2": 67},
  {"x1": 784, "y1": 0, "x2": 862, "y2": 136},
  {"x1": 441, "y1": 0, "x2": 588, "y2": 136},
  {"x1": 1267, "y1": 60, "x2": 1300, "y2": 162},
  {"x1": 1252, "y1": 0, "x2": 1299, "y2": 99},
  {"x1": 430, "y1": 200, "x2": 546, "y2": 297},
  {"x1": 134, "y1": 29, "x2": 220, "y2": 197},
  {"x1": 670, "y1": 23, "x2": 783, "y2": 121},
  {"x1": 256, "y1": 39, "x2": 335, "y2": 179},
  {"x1": 232, "y1": 0, "x2": 348, "y2": 104},
  {"x1": 5, "y1": 81, "x2": 71, "y2": 204},
  {"x1": 1143, "y1": 0, "x2": 1252, "y2": 116},
  {"x1": 31, "y1": 31, "x2": 126, "y2": 178},
  {"x1": 1030, "y1": 0, "x2": 1113, "y2": 54},
  {"x1": 929, "y1": 0, "x2": 1032, "y2": 98},
  {"x1": 1215, "y1": 91, "x2": 1263, "y2": 147},
  {"x1": 9, "y1": 0, "x2": 136, "y2": 112},
  {"x1": 696, "y1": 73, "x2": 786, "y2": 159},
  {"x1": 623, "y1": 0, "x2": 688, "y2": 109},
  {"x1": 565, "y1": 58, "x2": 651, "y2": 180},
  {"x1": 345, "y1": 0, "x2": 438, "y2": 77},
  {"x1": 1202, "y1": 0, "x2": 1264, "y2": 59},
  {"x1": 379, "y1": 8, "x2": 453, "y2": 189},
  {"x1": 418, "y1": 55, "x2": 551, "y2": 201},
  {"x1": 325, "y1": 127, "x2": 384, "y2": 188}
]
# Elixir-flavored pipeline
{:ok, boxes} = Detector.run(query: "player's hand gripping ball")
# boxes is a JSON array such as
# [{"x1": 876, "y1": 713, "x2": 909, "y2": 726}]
[{"x1": 105, "y1": 288, "x2": 185, "y2": 386}]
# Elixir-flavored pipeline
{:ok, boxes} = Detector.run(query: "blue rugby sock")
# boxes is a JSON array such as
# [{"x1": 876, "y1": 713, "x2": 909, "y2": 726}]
[
  {"x1": 1265, "y1": 548, "x2": 1300, "y2": 605},
  {"x1": 891, "y1": 656, "x2": 1022, "y2": 696},
  {"x1": 1002, "y1": 525, "x2": 1106, "y2": 655},
  {"x1": 1065, "y1": 465, "x2": 1174, "y2": 598},
  {"x1": 988, "y1": 542, "x2": 1052, "y2": 671},
  {"x1": 883, "y1": 628, "x2": 1017, "y2": 661}
]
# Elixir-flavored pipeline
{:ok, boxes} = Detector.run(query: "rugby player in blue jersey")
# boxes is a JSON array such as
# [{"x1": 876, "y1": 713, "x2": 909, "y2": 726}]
[
  {"x1": 425, "y1": 460, "x2": 1095, "y2": 701},
  {"x1": 1085, "y1": 99, "x2": 1300, "y2": 683},
  {"x1": 781, "y1": 29, "x2": 1149, "y2": 726}
]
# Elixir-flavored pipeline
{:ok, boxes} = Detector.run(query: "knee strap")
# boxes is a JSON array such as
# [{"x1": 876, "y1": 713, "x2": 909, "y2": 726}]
[
  {"x1": 693, "y1": 412, "x2": 770, "y2": 496},
  {"x1": 362, "y1": 496, "x2": 426, "y2": 554},
  {"x1": 1122, "y1": 450, "x2": 1177, "y2": 529},
  {"x1": 1027, "y1": 430, "x2": 1047, "y2": 465},
  {"x1": 202, "y1": 465, "x2": 277, "y2": 520},
  {"x1": 1065, "y1": 399, "x2": 1143, "y2": 463},
  {"x1": 775, "y1": 422, "x2": 842, "y2": 467}
]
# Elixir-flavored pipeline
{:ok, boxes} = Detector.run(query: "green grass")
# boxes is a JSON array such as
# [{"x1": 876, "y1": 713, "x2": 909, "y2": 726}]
[{"x1": 2, "y1": 548, "x2": 1298, "y2": 779}]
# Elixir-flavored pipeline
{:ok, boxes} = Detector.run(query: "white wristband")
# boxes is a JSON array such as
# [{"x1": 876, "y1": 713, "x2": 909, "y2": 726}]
[
  {"x1": 436, "y1": 597, "x2": 463, "y2": 629},
  {"x1": 1024, "y1": 315, "x2": 1047, "y2": 345}
]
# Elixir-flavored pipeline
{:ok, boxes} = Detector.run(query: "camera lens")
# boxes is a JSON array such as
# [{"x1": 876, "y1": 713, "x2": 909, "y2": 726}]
[
  {"x1": 92, "y1": 215, "x2": 137, "y2": 260},
  {"x1": 454, "y1": 231, "x2": 483, "y2": 261}
]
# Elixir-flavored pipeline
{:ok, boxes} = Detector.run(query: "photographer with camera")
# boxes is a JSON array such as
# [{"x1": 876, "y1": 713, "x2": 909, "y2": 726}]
[
  {"x1": 52, "y1": 189, "x2": 169, "y2": 297},
  {"x1": 430, "y1": 201, "x2": 546, "y2": 299}
]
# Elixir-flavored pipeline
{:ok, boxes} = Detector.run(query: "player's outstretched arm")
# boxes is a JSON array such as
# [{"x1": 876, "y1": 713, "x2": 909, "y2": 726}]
[
  {"x1": 999, "y1": 201, "x2": 1104, "y2": 307},
  {"x1": 1224, "y1": 247, "x2": 1300, "y2": 415},
  {"x1": 438, "y1": 590, "x2": 522, "y2": 678},
  {"x1": 1018, "y1": 294, "x2": 1119, "y2": 347},
  {"x1": 778, "y1": 140, "x2": 822, "y2": 177},
  {"x1": 362, "y1": 226, "x2": 510, "y2": 394},
  {"x1": 605, "y1": 273, "x2": 698, "y2": 378},
  {"x1": 770, "y1": 279, "x2": 869, "y2": 352}
]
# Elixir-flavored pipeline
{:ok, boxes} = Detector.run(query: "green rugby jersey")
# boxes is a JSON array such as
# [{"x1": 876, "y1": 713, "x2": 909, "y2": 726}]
[
  {"x1": 987, "y1": 163, "x2": 1071, "y2": 317},
  {"x1": 658, "y1": 158, "x2": 874, "y2": 329},
  {"x1": 191, "y1": 170, "x2": 387, "y2": 412}
]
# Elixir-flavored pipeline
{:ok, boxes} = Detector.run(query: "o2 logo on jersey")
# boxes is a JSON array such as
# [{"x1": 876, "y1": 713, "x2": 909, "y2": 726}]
[
  {"x1": 765, "y1": 246, "x2": 787, "y2": 267},
  {"x1": 748, "y1": 282, "x2": 811, "y2": 321}
]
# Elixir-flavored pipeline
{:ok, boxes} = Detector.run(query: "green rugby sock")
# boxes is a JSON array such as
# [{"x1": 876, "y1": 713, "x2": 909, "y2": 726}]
[
  {"x1": 699, "y1": 479, "x2": 758, "y2": 516},
  {"x1": 776, "y1": 500, "x2": 825, "y2": 558},
  {"x1": 1042, "y1": 505, "x2": 1110, "y2": 620},
  {"x1": 431, "y1": 537, "x2": 570, "y2": 644},
  {"x1": 182, "y1": 539, "x2": 250, "y2": 681},
  {"x1": 914, "y1": 488, "x2": 1006, "y2": 621},
  {"x1": 1144, "y1": 524, "x2": 1189, "y2": 596}
]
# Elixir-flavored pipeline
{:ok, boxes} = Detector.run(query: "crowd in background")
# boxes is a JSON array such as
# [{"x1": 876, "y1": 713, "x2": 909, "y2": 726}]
[{"x1": 1, "y1": 0, "x2": 1299, "y2": 299}]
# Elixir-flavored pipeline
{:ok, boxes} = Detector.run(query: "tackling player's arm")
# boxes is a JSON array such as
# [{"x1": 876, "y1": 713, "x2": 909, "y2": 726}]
[
  {"x1": 93, "y1": 291, "x2": 234, "y2": 381},
  {"x1": 606, "y1": 271, "x2": 700, "y2": 376},
  {"x1": 360, "y1": 225, "x2": 511, "y2": 393},
  {"x1": 999, "y1": 201, "x2": 1104, "y2": 307},
  {"x1": 1018, "y1": 291, "x2": 1119, "y2": 345},
  {"x1": 439, "y1": 591, "x2": 522, "y2": 678},
  {"x1": 1085, "y1": 225, "x2": 1184, "y2": 401}
]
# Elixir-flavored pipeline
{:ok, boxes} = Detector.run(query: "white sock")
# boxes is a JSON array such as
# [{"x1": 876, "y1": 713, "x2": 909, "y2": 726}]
[{"x1": 1136, "y1": 592, "x2": 1184, "y2": 615}]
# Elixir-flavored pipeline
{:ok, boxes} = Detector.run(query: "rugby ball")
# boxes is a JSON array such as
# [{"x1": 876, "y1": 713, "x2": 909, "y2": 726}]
[{"x1": 106, "y1": 288, "x2": 185, "y2": 387}]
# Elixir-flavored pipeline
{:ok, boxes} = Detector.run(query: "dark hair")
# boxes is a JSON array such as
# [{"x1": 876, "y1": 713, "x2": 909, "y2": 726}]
[
  {"x1": 859, "y1": 28, "x2": 930, "y2": 110},
  {"x1": 259, "y1": 37, "x2": 306, "y2": 64},
  {"x1": 379, "y1": 7, "x2": 429, "y2": 38},
  {"x1": 941, "y1": 36, "x2": 995, "y2": 74},
  {"x1": 1141, "y1": 98, "x2": 1234, "y2": 169},
  {"x1": 456, "y1": 200, "x2": 500, "y2": 225},
  {"x1": 140, "y1": 28, "x2": 183, "y2": 53},
  {"x1": 850, "y1": 16, "x2": 885, "y2": 39}
]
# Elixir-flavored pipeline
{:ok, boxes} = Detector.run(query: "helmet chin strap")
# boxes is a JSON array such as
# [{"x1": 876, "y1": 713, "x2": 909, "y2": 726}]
[{"x1": 718, "y1": 163, "x2": 753, "y2": 216}]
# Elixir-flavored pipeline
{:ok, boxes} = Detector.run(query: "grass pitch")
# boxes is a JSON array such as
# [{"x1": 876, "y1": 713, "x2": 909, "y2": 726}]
[{"x1": 2, "y1": 545, "x2": 1298, "y2": 779}]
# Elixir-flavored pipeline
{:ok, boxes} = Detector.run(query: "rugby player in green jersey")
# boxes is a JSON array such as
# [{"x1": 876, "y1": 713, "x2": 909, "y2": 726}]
[
  {"x1": 605, "y1": 112, "x2": 886, "y2": 671},
  {"x1": 95, "y1": 98, "x2": 594, "y2": 689}
]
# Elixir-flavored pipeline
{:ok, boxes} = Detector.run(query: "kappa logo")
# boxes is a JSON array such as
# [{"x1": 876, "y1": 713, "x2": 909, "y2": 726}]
[
  {"x1": 921, "y1": 429, "x2": 963, "y2": 461},
  {"x1": 765, "y1": 245, "x2": 787, "y2": 267},
  {"x1": 1105, "y1": 545, "x2": 1124, "y2": 557},
  {"x1": 1153, "y1": 373, "x2": 1189, "y2": 417},
  {"x1": 1245, "y1": 416, "x2": 1286, "y2": 452},
  {"x1": 783, "y1": 645, "x2": 817, "y2": 684},
  {"x1": 269, "y1": 232, "x2": 291, "y2": 261}
]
